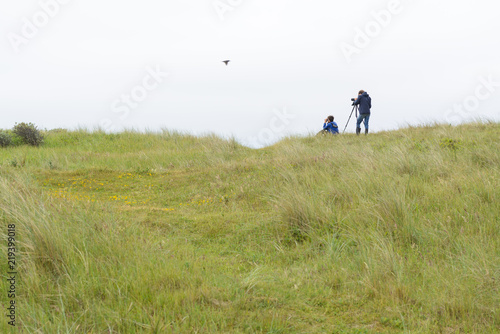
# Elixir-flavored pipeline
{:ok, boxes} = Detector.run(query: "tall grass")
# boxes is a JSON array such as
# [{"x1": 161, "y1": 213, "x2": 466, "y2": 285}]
[{"x1": 0, "y1": 122, "x2": 498, "y2": 333}]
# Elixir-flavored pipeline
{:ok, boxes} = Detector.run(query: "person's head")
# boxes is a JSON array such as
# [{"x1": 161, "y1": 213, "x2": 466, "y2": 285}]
[
  {"x1": 358, "y1": 90, "x2": 365, "y2": 95},
  {"x1": 327, "y1": 115, "x2": 334, "y2": 122}
]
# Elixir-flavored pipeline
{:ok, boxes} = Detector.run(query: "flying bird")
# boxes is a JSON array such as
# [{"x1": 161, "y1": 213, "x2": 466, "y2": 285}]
[{"x1": 222, "y1": 60, "x2": 230, "y2": 66}]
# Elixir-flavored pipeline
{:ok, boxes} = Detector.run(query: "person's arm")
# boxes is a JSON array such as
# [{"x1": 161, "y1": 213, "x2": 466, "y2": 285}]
[
  {"x1": 323, "y1": 122, "x2": 328, "y2": 130},
  {"x1": 354, "y1": 96, "x2": 361, "y2": 105}
]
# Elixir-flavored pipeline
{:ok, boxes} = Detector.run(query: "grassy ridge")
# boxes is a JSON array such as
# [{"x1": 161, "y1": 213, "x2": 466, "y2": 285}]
[{"x1": 0, "y1": 123, "x2": 499, "y2": 333}]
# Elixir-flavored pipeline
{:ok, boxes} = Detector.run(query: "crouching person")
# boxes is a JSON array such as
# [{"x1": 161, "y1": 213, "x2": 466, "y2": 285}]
[{"x1": 322, "y1": 115, "x2": 339, "y2": 135}]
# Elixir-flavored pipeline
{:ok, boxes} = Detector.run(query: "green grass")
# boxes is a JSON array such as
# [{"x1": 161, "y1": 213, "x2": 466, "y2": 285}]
[{"x1": 0, "y1": 123, "x2": 499, "y2": 333}]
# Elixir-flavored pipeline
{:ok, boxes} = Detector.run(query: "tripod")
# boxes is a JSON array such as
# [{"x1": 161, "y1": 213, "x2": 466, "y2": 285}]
[{"x1": 343, "y1": 103, "x2": 358, "y2": 133}]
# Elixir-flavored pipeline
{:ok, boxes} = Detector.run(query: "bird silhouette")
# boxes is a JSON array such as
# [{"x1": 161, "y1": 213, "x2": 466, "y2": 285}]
[{"x1": 222, "y1": 60, "x2": 230, "y2": 66}]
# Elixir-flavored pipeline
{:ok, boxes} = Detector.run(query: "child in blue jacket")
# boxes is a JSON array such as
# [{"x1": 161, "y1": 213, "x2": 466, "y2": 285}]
[{"x1": 323, "y1": 116, "x2": 339, "y2": 134}]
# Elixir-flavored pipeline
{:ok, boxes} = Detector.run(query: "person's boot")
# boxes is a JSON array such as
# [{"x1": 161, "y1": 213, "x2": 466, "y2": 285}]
[
  {"x1": 356, "y1": 128, "x2": 361, "y2": 135},
  {"x1": 365, "y1": 128, "x2": 368, "y2": 135}
]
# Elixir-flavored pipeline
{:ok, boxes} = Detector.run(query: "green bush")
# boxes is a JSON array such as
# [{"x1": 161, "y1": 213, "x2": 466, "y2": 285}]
[
  {"x1": 12, "y1": 122, "x2": 44, "y2": 146},
  {"x1": 0, "y1": 131, "x2": 12, "y2": 147}
]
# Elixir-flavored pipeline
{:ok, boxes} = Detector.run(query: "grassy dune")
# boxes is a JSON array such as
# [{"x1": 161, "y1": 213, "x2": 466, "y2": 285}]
[{"x1": 0, "y1": 123, "x2": 499, "y2": 333}]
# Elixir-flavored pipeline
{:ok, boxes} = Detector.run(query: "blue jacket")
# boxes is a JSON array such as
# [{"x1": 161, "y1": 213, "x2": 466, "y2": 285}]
[
  {"x1": 354, "y1": 92, "x2": 372, "y2": 115},
  {"x1": 323, "y1": 121, "x2": 339, "y2": 134}
]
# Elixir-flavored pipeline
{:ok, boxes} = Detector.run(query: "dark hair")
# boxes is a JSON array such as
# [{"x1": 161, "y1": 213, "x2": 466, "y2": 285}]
[
  {"x1": 358, "y1": 90, "x2": 365, "y2": 95},
  {"x1": 327, "y1": 116, "x2": 334, "y2": 122}
]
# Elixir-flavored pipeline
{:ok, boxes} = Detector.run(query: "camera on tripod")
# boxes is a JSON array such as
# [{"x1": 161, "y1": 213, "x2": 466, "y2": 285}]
[{"x1": 343, "y1": 98, "x2": 359, "y2": 133}]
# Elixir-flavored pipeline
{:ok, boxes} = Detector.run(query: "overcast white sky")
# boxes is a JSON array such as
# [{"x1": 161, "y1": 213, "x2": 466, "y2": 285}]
[{"x1": 1, "y1": 0, "x2": 499, "y2": 147}]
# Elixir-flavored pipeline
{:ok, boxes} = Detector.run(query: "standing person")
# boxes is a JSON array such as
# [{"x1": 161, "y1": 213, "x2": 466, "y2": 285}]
[
  {"x1": 322, "y1": 115, "x2": 339, "y2": 134},
  {"x1": 353, "y1": 90, "x2": 372, "y2": 135}
]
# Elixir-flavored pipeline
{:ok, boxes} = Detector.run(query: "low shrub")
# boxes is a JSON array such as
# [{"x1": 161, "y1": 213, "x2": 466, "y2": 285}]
[
  {"x1": 12, "y1": 122, "x2": 44, "y2": 146},
  {"x1": 0, "y1": 131, "x2": 12, "y2": 147}
]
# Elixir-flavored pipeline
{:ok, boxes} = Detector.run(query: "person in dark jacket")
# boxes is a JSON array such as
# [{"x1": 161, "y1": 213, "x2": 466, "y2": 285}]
[
  {"x1": 353, "y1": 90, "x2": 372, "y2": 135},
  {"x1": 322, "y1": 115, "x2": 339, "y2": 134}
]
